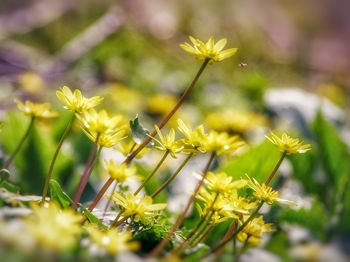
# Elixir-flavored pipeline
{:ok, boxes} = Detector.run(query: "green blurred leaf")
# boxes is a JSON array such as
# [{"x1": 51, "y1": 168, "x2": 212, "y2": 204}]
[
  {"x1": 135, "y1": 163, "x2": 166, "y2": 202},
  {"x1": 82, "y1": 208, "x2": 108, "y2": 231},
  {"x1": 277, "y1": 200, "x2": 328, "y2": 239},
  {"x1": 0, "y1": 112, "x2": 73, "y2": 194},
  {"x1": 312, "y1": 112, "x2": 350, "y2": 232},
  {"x1": 0, "y1": 169, "x2": 10, "y2": 182},
  {"x1": 289, "y1": 150, "x2": 322, "y2": 196},
  {"x1": 312, "y1": 111, "x2": 350, "y2": 193},
  {"x1": 265, "y1": 230, "x2": 292, "y2": 262},
  {"x1": 49, "y1": 179, "x2": 72, "y2": 208},
  {"x1": 0, "y1": 180, "x2": 20, "y2": 193},
  {"x1": 221, "y1": 140, "x2": 281, "y2": 183}
]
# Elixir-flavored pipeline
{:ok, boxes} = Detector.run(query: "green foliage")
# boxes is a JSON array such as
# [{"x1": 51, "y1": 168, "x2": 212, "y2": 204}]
[
  {"x1": 133, "y1": 217, "x2": 173, "y2": 252},
  {"x1": 312, "y1": 112, "x2": 350, "y2": 232},
  {"x1": 312, "y1": 112, "x2": 350, "y2": 196},
  {"x1": 221, "y1": 140, "x2": 281, "y2": 183},
  {"x1": 265, "y1": 230, "x2": 292, "y2": 262},
  {"x1": 277, "y1": 200, "x2": 328, "y2": 239},
  {"x1": 82, "y1": 208, "x2": 108, "y2": 231},
  {"x1": 289, "y1": 150, "x2": 321, "y2": 197},
  {"x1": 0, "y1": 113, "x2": 73, "y2": 194},
  {"x1": 135, "y1": 163, "x2": 166, "y2": 202},
  {"x1": 49, "y1": 179, "x2": 72, "y2": 208}
]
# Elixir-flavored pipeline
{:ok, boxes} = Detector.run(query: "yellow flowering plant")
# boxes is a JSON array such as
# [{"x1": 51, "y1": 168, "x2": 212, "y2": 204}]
[
  {"x1": 266, "y1": 132, "x2": 312, "y2": 155},
  {"x1": 56, "y1": 86, "x2": 103, "y2": 113},
  {"x1": 0, "y1": 34, "x2": 321, "y2": 262},
  {"x1": 180, "y1": 36, "x2": 238, "y2": 63},
  {"x1": 15, "y1": 99, "x2": 58, "y2": 119},
  {"x1": 86, "y1": 226, "x2": 139, "y2": 255}
]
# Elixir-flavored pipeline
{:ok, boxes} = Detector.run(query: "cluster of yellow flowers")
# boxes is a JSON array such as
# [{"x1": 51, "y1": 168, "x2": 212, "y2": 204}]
[{"x1": 0, "y1": 36, "x2": 314, "y2": 259}]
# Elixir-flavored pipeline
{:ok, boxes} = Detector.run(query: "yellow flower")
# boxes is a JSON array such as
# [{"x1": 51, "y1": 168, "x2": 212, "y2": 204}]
[
  {"x1": 200, "y1": 172, "x2": 247, "y2": 194},
  {"x1": 246, "y1": 175, "x2": 296, "y2": 205},
  {"x1": 180, "y1": 36, "x2": 237, "y2": 63},
  {"x1": 104, "y1": 160, "x2": 140, "y2": 183},
  {"x1": 109, "y1": 192, "x2": 167, "y2": 221},
  {"x1": 78, "y1": 109, "x2": 127, "y2": 147},
  {"x1": 86, "y1": 226, "x2": 139, "y2": 255},
  {"x1": 266, "y1": 132, "x2": 312, "y2": 155},
  {"x1": 205, "y1": 109, "x2": 267, "y2": 133},
  {"x1": 25, "y1": 203, "x2": 82, "y2": 251},
  {"x1": 201, "y1": 130, "x2": 245, "y2": 155},
  {"x1": 177, "y1": 119, "x2": 207, "y2": 153},
  {"x1": 196, "y1": 189, "x2": 247, "y2": 224},
  {"x1": 237, "y1": 216, "x2": 274, "y2": 246},
  {"x1": 152, "y1": 126, "x2": 184, "y2": 158},
  {"x1": 56, "y1": 86, "x2": 103, "y2": 113},
  {"x1": 15, "y1": 99, "x2": 58, "y2": 119},
  {"x1": 147, "y1": 93, "x2": 177, "y2": 116},
  {"x1": 18, "y1": 72, "x2": 45, "y2": 94}
]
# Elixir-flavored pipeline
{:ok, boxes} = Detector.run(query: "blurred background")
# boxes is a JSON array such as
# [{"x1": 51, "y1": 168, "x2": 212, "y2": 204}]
[{"x1": 0, "y1": 0, "x2": 350, "y2": 261}]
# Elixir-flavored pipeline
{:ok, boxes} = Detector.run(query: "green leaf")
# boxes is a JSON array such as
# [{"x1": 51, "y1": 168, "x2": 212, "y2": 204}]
[
  {"x1": 312, "y1": 111, "x2": 350, "y2": 193},
  {"x1": 130, "y1": 115, "x2": 154, "y2": 146},
  {"x1": 312, "y1": 111, "x2": 350, "y2": 232},
  {"x1": 277, "y1": 200, "x2": 328, "y2": 239},
  {"x1": 221, "y1": 140, "x2": 281, "y2": 183},
  {"x1": 0, "y1": 112, "x2": 73, "y2": 194},
  {"x1": 49, "y1": 179, "x2": 72, "y2": 208},
  {"x1": 0, "y1": 169, "x2": 10, "y2": 182},
  {"x1": 289, "y1": 150, "x2": 322, "y2": 196},
  {"x1": 0, "y1": 180, "x2": 20, "y2": 193},
  {"x1": 82, "y1": 208, "x2": 108, "y2": 231}
]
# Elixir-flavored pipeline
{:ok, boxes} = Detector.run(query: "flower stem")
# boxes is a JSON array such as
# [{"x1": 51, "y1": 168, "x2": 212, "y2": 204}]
[
  {"x1": 186, "y1": 192, "x2": 219, "y2": 241},
  {"x1": 148, "y1": 151, "x2": 216, "y2": 257},
  {"x1": 111, "y1": 213, "x2": 129, "y2": 228},
  {"x1": 134, "y1": 150, "x2": 169, "y2": 195},
  {"x1": 41, "y1": 114, "x2": 75, "y2": 202},
  {"x1": 87, "y1": 59, "x2": 210, "y2": 212},
  {"x1": 264, "y1": 151, "x2": 287, "y2": 186},
  {"x1": 3, "y1": 117, "x2": 35, "y2": 169},
  {"x1": 235, "y1": 235, "x2": 250, "y2": 262},
  {"x1": 215, "y1": 221, "x2": 236, "y2": 258},
  {"x1": 73, "y1": 139, "x2": 101, "y2": 209},
  {"x1": 151, "y1": 153, "x2": 193, "y2": 198},
  {"x1": 102, "y1": 181, "x2": 118, "y2": 218},
  {"x1": 191, "y1": 225, "x2": 213, "y2": 247},
  {"x1": 175, "y1": 193, "x2": 219, "y2": 254}
]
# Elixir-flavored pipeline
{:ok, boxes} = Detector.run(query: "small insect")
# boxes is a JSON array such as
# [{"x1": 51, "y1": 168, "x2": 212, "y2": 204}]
[{"x1": 238, "y1": 63, "x2": 248, "y2": 67}]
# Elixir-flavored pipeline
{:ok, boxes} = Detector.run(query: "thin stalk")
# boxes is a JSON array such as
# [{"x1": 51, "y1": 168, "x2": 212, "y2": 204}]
[
  {"x1": 3, "y1": 117, "x2": 35, "y2": 169},
  {"x1": 148, "y1": 151, "x2": 216, "y2": 258},
  {"x1": 102, "y1": 181, "x2": 118, "y2": 218},
  {"x1": 174, "y1": 209, "x2": 214, "y2": 255},
  {"x1": 151, "y1": 153, "x2": 193, "y2": 198},
  {"x1": 73, "y1": 139, "x2": 101, "y2": 208},
  {"x1": 111, "y1": 213, "x2": 129, "y2": 228},
  {"x1": 265, "y1": 151, "x2": 287, "y2": 185},
  {"x1": 215, "y1": 221, "x2": 236, "y2": 257},
  {"x1": 87, "y1": 59, "x2": 210, "y2": 212},
  {"x1": 185, "y1": 192, "x2": 219, "y2": 242},
  {"x1": 134, "y1": 150, "x2": 169, "y2": 195},
  {"x1": 191, "y1": 225, "x2": 213, "y2": 247},
  {"x1": 235, "y1": 236, "x2": 250, "y2": 262},
  {"x1": 41, "y1": 114, "x2": 75, "y2": 202}
]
